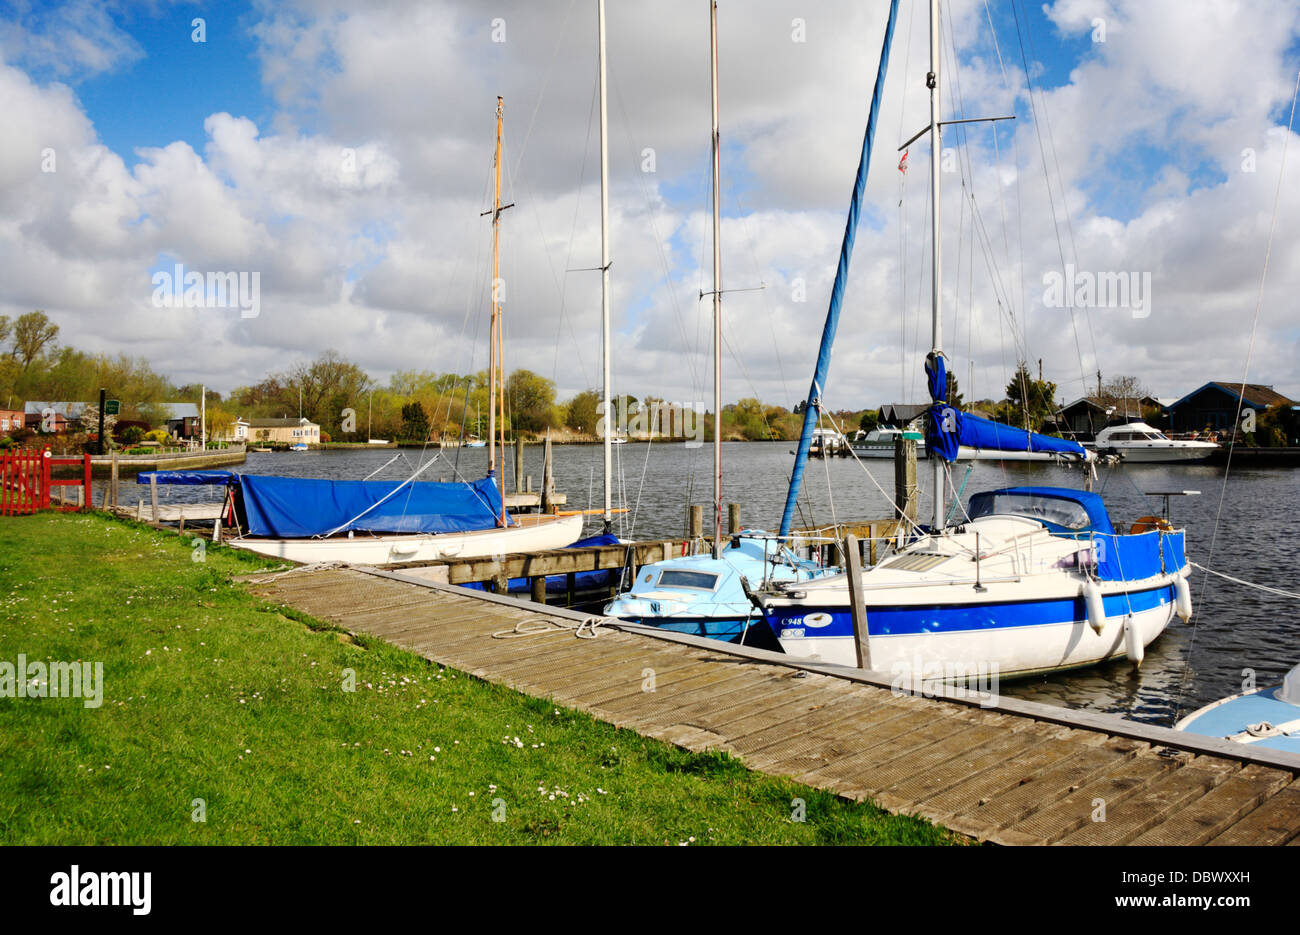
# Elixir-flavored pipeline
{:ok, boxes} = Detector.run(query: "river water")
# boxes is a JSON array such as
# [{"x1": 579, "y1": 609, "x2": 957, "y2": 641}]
[{"x1": 118, "y1": 442, "x2": 1298, "y2": 727}]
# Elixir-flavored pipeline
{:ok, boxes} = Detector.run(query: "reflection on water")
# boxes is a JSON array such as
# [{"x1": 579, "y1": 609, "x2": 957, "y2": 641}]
[{"x1": 106, "y1": 442, "x2": 1299, "y2": 726}]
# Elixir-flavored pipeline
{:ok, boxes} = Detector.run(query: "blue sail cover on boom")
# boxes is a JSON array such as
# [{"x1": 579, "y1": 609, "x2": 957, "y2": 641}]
[{"x1": 926, "y1": 406, "x2": 1087, "y2": 462}]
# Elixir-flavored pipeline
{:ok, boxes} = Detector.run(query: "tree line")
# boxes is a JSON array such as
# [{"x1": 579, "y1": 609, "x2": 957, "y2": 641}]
[{"x1": 0, "y1": 315, "x2": 1187, "y2": 444}]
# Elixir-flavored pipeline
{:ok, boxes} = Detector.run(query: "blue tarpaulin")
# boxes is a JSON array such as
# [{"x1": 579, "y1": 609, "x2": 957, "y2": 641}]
[
  {"x1": 237, "y1": 474, "x2": 509, "y2": 538},
  {"x1": 138, "y1": 471, "x2": 509, "y2": 538},
  {"x1": 927, "y1": 407, "x2": 1087, "y2": 463},
  {"x1": 137, "y1": 470, "x2": 236, "y2": 485}
]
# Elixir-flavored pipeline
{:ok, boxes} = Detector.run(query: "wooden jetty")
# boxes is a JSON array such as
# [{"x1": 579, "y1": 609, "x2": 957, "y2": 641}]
[{"x1": 244, "y1": 564, "x2": 1300, "y2": 845}]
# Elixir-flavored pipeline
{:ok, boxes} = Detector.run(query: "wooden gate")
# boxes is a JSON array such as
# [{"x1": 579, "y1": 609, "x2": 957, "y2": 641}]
[{"x1": 0, "y1": 449, "x2": 92, "y2": 515}]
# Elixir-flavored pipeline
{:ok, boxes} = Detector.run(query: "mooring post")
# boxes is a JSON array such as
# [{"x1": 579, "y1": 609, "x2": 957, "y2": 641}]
[
  {"x1": 688, "y1": 504, "x2": 703, "y2": 541},
  {"x1": 894, "y1": 434, "x2": 918, "y2": 524},
  {"x1": 727, "y1": 502, "x2": 741, "y2": 536},
  {"x1": 526, "y1": 474, "x2": 533, "y2": 493},
  {"x1": 542, "y1": 431, "x2": 555, "y2": 513},
  {"x1": 150, "y1": 473, "x2": 159, "y2": 523},
  {"x1": 843, "y1": 533, "x2": 871, "y2": 669},
  {"x1": 178, "y1": 506, "x2": 185, "y2": 532},
  {"x1": 531, "y1": 575, "x2": 547, "y2": 604},
  {"x1": 110, "y1": 451, "x2": 119, "y2": 509},
  {"x1": 514, "y1": 435, "x2": 524, "y2": 494}
]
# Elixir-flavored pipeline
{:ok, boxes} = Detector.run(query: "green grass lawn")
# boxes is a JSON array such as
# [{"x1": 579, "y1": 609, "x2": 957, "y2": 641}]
[{"x1": 0, "y1": 511, "x2": 960, "y2": 845}]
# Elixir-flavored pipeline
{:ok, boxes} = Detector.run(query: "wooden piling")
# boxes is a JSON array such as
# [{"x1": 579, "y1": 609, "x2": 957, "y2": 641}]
[
  {"x1": 688, "y1": 504, "x2": 703, "y2": 540},
  {"x1": 894, "y1": 434, "x2": 918, "y2": 523},
  {"x1": 531, "y1": 576, "x2": 547, "y2": 604},
  {"x1": 514, "y1": 435, "x2": 524, "y2": 494},
  {"x1": 843, "y1": 533, "x2": 871, "y2": 669},
  {"x1": 110, "y1": 452, "x2": 119, "y2": 509},
  {"x1": 150, "y1": 474, "x2": 159, "y2": 523},
  {"x1": 727, "y1": 502, "x2": 741, "y2": 535}
]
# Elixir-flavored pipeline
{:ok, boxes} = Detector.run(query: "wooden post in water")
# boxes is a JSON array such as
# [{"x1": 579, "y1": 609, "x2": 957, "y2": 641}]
[
  {"x1": 542, "y1": 431, "x2": 555, "y2": 513},
  {"x1": 843, "y1": 533, "x2": 871, "y2": 669},
  {"x1": 531, "y1": 576, "x2": 547, "y2": 604},
  {"x1": 688, "y1": 505, "x2": 703, "y2": 540},
  {"x1": 150, "y1": 473, "x2": 159, "y2": 523},
  {"x1": 894, "y1": 434, "x2": 918, "y2": 524},
  {"x1": 110, "y1": 452, "x2": 119, "y2": 509},
  {"x1": 514, "y1": 435, "x2": 524, "y2": 494},
  {"x1": 727, "y1": 502, "x2": 740, "y2": 536}
]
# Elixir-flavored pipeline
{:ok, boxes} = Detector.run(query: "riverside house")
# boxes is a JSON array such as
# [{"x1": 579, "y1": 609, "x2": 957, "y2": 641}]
[{"x1": 248, "y1": 417, "x2": 320, "y2": 446}]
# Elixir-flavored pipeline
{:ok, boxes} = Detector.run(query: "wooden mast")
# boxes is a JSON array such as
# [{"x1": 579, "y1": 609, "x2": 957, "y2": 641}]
[{"x1": 489, "y1": 96, "x2": 507, "y2": 526}]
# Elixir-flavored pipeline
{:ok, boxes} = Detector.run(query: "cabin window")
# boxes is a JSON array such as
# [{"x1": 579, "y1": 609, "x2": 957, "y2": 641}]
[
  {"x1": 968, "y1": 493, "x2": 1092, "y2": 531},
  {"x1": 656, "y1": 570, "x2": 720, "y2": 591}
]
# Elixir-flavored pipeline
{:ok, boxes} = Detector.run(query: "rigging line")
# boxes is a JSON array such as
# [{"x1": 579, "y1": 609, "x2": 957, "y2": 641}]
[
  {"x1": 509, "y1": 0, "x2": 579, "y2": 180},
  {"x1": 1010, "y1": 0, "x2": 1089, "y2": 397},
  {"x1": 549, "y1": 71, "x2": 600, "y2": 392},
  {"x1": 1176, "y1": 67, "x2": 1300, "y2": 720},
  {"x1": 611, "y1": 76, "x2": 706, "y2": 402},
  {"x1": 722, "y1": 179, "x2": 792, "y2": 408},
  {"x1": 1019, "y1": 2, "x2": 1099, "y2": 378},
  {"x1": 815, "y1": 406, "x2": 930, "y2": 541},
  {"x1": 980, "y1": 1, "x2": 1017, "y2": 300}
]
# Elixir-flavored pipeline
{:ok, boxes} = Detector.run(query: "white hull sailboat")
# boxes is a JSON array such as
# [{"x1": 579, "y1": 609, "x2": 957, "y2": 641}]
[
  {"x1": 765, "y1": 0, "x2": 1185, "y2": 680},
  {"x1": 230, "y1": 511, "x2": 583, "y2": 565}
]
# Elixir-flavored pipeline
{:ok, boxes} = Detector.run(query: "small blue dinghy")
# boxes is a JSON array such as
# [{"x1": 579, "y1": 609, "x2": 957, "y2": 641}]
[{"x1": 1176, "y1": 663, "x2": 1300, "y2": 756}]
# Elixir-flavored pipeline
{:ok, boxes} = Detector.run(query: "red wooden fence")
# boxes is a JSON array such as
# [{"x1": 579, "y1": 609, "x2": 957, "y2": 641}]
[{"x1": 0, "y1": 449, "x2": 93, "y2": 515}]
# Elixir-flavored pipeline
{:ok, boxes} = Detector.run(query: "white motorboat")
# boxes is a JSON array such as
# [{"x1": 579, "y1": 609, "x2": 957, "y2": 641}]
[
  {"x1": 1093, "y1": 421, "x2": 1218, "y2": 462},
  {"x1": 851, "y1": 425, "x2": 927, "y2": 459}
]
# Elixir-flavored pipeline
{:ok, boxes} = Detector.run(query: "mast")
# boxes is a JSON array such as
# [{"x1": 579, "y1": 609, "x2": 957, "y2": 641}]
[
  {"x1": 489, "y1": 96, "x2": 506, "y2": 526},
  {"x1": 777, "y1": 0, "x2": 901, "y2": 537},
  {"x1": 598, "y1": 0, "x2": 613, "y2": 532},
  {"x1": 709, "y1": 0, "x2": 723, "y2": 558},
  {"x1": 928, "y1": 0, "x2": 944, "y2": 532}
]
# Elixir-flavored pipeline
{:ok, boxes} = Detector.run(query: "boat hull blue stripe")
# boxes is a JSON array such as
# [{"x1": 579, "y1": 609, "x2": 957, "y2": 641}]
[{"x1": 769, "y1": 584, "x2": 1175, "y2": 638}]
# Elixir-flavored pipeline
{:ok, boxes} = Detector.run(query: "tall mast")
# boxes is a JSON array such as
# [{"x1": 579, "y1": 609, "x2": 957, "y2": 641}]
[
  {"x1": 928, "y1": 0, "x2": 944, "y2": 532},
  {"x1": 709, "y1": 0, "x2": 723, "y2": 558},
  {"x1": 489, "y1": 95, "x2": 506, "y2": 526},
  {"x1": 598, "y1": 0, "x2": 613, "y2": 532}
]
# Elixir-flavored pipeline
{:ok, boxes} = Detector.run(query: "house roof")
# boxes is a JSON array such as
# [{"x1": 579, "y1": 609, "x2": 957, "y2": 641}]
[
  {"x1": 24, "y1": 401, "x2": 90, "y2": 418},
  {"x1": 878, "y1": 403, "x2": 929, "y2": 426},
  {"x1": 1164, "y1": 382, "x2": 1295, "y2": 411},
  {"x1": 1054, "y1": 396, "x2": 1155, "y2": 416},
  {"x1": 160, "y1": 403, "x2": 200, "y2": 420},
  {"x1": 248, "y1": 417, "x2": 317, "y2": 428}
]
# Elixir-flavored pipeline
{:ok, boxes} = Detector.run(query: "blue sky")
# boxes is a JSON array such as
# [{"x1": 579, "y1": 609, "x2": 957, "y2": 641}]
[{"x1": 60, "y1": 1, "x2": 268, "y2": 163}]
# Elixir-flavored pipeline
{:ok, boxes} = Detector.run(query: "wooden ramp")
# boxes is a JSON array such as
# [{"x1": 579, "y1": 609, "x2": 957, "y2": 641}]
[{"x1": 243, "y1": 566, "x2": 1300, "y2": 845}]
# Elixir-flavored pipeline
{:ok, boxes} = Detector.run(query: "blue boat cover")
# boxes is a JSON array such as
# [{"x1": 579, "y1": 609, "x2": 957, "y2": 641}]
[
  {"x1": 237, "y1": 474, "x2": 510, "y2": 538},
  {"x1": 927, "y1": 406, "x2": 1087, "y2": 462},
  {"x1": 968, "y1": 486, "x2": 1115, "y2": 536},
  {"x1": 1093, "y1": 529, "x2": 1163, "y2": 581},
  {"x1": 137, "y1": 470, "x2": 237, "y2": 485},
  {"x1": 138, "y1": 470, "x2": 510, "y2": 537}
]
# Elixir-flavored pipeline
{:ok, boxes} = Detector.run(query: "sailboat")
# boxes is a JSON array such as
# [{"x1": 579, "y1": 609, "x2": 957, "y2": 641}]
[
  {"x1": 761, "y1": 0, "x2": 1192, "y2": 678},
  {"x1": 604, "y1": 0, "x2": 839, "y2": 641},
  {"x1": 137, "y1": 97, "x2": 583, "y2": 565},
  {"x1": 1176, "y1": 662, "x2": 1300, "y2": 756}
]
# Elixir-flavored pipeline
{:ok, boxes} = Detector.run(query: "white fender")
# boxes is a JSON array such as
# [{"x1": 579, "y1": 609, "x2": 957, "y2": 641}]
[
  {"x1": 1083, "y1": 579, "x2": 1106, "y2": 634},
  {"x1": 1124, "y1": 614, "x2": 1144, "y2": 666},
  {"x1": 1174, "y1": 573, "x2": 1192, "y2": 621}
]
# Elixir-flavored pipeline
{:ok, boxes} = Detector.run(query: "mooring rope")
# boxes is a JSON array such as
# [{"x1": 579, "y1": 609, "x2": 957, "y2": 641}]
[
  {"x1": 1189, "y1": 562, "x2": 1300, "y2": 603},
  {"x1": 243, "y1": 562, "x2": 348, "y2": 584},
  {"x1": 491, "y1": 615, "x2": 606, "y2": 640}
]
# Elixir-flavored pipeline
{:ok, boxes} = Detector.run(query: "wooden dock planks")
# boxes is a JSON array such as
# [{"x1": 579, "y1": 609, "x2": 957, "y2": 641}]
[{"x1": 242, "y1": 565, "x2": 1300, "y2": 846}]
